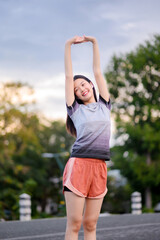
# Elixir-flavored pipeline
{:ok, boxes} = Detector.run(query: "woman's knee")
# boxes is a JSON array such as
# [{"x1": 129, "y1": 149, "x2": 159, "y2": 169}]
[
  {"x1": 83, "y1": 218, "x2": 97, "y2": 232},
  {"x1": 67, "y1": 217, "x2": 82, "y2": 232}
]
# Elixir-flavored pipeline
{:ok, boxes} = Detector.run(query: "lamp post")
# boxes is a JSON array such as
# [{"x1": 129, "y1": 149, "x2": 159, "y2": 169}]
[
  {"x1": 42, "y1": 152, "x2": 69, "y2": 176},
  {"x1": 42, "y1": 151, "x2": 69, "y2": 215}
]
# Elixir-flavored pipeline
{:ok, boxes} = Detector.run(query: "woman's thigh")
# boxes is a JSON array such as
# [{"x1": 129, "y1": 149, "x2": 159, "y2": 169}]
[
  {"x1": 83, "y1": 197, "x2": 104, "y2": 223},
  {"x1": 65, "y1": 192, "x2": 85, "y2": 223}
]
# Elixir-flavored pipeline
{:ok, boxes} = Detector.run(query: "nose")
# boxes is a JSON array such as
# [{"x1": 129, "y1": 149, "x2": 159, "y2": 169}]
[{"x1": 80, "y1": 85, "x2": 85, "y2": 91}]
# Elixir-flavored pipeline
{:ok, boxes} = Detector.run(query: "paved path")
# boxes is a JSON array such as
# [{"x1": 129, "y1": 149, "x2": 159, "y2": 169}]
[{"x1": 0, "y1": 213, "x2": 160, "y2": 240}]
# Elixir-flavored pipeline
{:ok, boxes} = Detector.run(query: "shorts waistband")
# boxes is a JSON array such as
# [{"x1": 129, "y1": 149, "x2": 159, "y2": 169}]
[{"x1": 69, "y1": 157, "x2": 105, "y2": 163}]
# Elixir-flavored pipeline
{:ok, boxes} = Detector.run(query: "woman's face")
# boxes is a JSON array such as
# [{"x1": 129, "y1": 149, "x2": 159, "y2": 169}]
[{"x1": 74, "y1": 78, "x2": 95, "y2": 104}]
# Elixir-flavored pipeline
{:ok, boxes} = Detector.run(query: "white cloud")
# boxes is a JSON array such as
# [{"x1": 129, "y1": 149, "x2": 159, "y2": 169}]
[
  {"x1": 0, "y1": 0, "x2": 160, "y2": 122},
  {"x1": 121, "y1": 22, "x2": 136, "y2": 31}
]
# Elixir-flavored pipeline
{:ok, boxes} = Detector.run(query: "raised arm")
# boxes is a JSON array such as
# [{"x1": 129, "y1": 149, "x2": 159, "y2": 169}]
[
  {"x1": 84, "y1": 36, "x2": 110, "y2": 102},
  {"x1": 65, "y1": 36, "x2": 85, "y2": 106},
  {"x1": 65, "y1": 38, "x2": 74, "y2": 107}
]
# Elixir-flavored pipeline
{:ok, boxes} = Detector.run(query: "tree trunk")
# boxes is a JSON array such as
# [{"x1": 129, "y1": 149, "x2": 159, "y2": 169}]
[
  {"x1": 41, "y1": 197, "x2": 47, "y2": 212},
  {"x1": 145, "y1": 152, "x2": 152, "y2": 209},
  {"x1": 145, "y1": 187, "x2": 152, "y2": 209}
]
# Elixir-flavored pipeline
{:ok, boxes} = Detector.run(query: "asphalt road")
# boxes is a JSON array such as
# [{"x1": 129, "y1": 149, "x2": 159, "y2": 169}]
[{"x1": 0, "y1": 213, "x2": 160, "y2": 240}]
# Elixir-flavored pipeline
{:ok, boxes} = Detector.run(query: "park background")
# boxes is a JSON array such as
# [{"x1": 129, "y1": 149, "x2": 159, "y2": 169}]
[{"x1": 0, "y1": 0, "x2": 160, "y2": 220}]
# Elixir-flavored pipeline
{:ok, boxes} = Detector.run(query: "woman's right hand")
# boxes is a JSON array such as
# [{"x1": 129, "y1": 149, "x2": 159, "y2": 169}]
[{"x1": 65, "y1": 36, "x2": 85, "y2": 45}]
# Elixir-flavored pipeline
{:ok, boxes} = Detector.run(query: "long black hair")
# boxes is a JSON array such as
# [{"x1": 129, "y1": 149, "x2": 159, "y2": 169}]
[{"x1": 66, "y1": 75, "x2": 97, "y2": 137}]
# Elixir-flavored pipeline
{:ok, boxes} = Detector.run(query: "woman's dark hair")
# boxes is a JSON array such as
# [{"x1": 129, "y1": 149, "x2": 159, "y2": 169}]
[{"x1": 66, "y1": 75, "x2": 97, "y2": 137}]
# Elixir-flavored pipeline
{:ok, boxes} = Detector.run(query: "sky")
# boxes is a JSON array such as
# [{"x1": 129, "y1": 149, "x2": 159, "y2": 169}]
[{"x1": 0, "y1": 0, "x2": 160, "y2": 126}]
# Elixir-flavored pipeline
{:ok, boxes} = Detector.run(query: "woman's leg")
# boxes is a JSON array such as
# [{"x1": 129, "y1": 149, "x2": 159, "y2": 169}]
[
  {"x1": 64, "y1": 191, "x2": 85, "y2": 240},
  {"x1": 82, "y1": 197, "x2": 104, "y2": 240}
]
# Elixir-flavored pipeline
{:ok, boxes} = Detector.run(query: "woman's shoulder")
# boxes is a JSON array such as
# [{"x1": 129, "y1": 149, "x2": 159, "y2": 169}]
[
  {"x1": 98, "y1": 95, "x2": 111, "y2": 111},
  {"x1": 66, "y1": 99, "x2": 80, "y2": 117}
]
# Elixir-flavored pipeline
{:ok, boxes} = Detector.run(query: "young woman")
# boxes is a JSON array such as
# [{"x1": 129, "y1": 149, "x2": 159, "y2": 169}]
[{"x1": 63, "y1": 35, "x2": 111, "y2": 240}]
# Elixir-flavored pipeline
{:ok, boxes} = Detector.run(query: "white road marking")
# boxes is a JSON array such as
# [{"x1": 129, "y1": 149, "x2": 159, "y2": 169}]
[{"x1": 2, "y1": 222, "x2": 160, "y2": 240}]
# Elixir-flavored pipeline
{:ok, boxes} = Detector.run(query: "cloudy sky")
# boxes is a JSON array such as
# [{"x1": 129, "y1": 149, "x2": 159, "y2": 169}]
[{"x1": 0, "y1": 0, "x2": 160, "y2": 123}]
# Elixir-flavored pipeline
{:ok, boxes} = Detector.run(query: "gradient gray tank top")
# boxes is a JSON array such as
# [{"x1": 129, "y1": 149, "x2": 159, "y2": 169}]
[{"x1": 67, "y1": 95, "x2": 111, "y2": 161}]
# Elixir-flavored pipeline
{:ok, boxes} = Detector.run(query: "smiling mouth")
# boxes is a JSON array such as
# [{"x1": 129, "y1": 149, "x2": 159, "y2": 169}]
[{"x1": 82, "y1": 91, "x2": 88, "y2": 96}]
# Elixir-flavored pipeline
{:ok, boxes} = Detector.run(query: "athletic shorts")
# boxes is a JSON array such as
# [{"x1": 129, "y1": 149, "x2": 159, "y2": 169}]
[{"x1": 63, "y1": 157, "x2": 108, "y2": 199}]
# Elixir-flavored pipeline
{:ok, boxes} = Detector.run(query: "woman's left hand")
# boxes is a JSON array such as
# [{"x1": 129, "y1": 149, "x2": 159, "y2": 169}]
[
  {"x1": 83, "y1": 35, "x2": 97, "y2": 43},
  {"x1": 73, "y1": 36, "x2": 85, "y2": 44},
  {"x1": 74, "y1": 35, "x2": 97, "y2": 44}
]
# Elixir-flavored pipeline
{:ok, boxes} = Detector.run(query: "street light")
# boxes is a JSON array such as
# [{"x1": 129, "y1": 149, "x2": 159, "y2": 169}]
[
  {"x1": 41, "y1": 152, "x2": 69, "y2": 175},
  {"x1": 41, "y1": 151, "x2": 70, "y2": 216}
]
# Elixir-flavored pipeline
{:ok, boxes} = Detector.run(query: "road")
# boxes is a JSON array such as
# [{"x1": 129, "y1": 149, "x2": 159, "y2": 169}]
[{"x1": 0, "y1": 213, "x2": 160, "y2": 240}]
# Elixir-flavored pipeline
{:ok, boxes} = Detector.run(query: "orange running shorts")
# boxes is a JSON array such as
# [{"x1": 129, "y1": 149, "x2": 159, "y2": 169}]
[{"x1": 63, "y1": 157, "x2": 108, "y2": 198}]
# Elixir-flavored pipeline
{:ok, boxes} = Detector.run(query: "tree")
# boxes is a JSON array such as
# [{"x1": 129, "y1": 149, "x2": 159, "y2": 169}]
[
  {"x1": 105, "y1": 35, "x2": 160, "y2": 209},
  {"x1": 33, "y1": 119, "x2": 74, "y2": 214},
  {"x1": 102, "y1": 174, "x2": 132, "y2": 214},
  {"x1": 0, "y1": 81, "x2": 75, "y2": 219},
  {"x1": 0, "y1": 82, "x2": 44, "y2": 219}
]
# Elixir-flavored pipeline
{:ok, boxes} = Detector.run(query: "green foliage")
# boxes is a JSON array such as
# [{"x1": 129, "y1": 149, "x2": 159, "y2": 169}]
[
  {"x1": 0, "y1": 82, "x2": 74, "y2": 220},
  {"x1": 102, "y1": 174, "x2": 132, "y2": 214},
  {"x1": 105, "y1": 35, "x2": 160, "y2": 209},
  {"x1": 142, "y1": 207, "x2": 154, "y2": 213}
]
